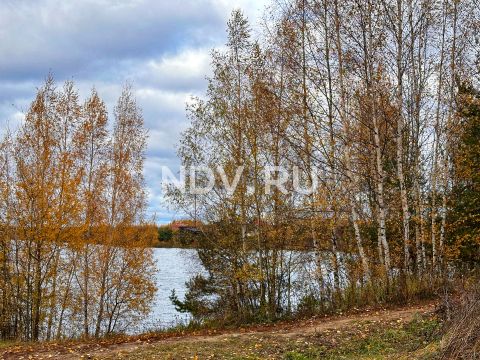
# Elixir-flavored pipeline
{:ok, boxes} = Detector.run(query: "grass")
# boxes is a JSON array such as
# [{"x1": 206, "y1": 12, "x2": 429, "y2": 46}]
[
  {"x1": 98, "y1": 313, "x2": 442, "y2": 359},
  {"x1": 316, "y1": 315, "x2": 441, "y2": 359},
  {"x1": 0, "y1": 304, "x2": 441, "y2": 359},
  {"x1": 0, "y1": 341, "x2": 17, "y2": 350}
]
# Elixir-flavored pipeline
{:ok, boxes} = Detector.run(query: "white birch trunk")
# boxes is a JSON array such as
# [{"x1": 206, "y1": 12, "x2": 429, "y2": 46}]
[
  {"x1": 394, "y1": 0, "x2": 411, "y2": 273},
  {"x1": 333, "y1": 0, "x2": 370, "y2": 280}
]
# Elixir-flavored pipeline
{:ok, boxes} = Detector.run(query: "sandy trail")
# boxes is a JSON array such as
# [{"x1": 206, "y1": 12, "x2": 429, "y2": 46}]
[{"x1": 0, "y1": 302, "x2": 436, "y2": 359}]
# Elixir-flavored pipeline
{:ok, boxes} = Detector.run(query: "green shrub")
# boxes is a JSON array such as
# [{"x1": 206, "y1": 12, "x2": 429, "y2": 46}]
[{"x1": 158, "y1": 226, "x2": 173, "y2": 242}]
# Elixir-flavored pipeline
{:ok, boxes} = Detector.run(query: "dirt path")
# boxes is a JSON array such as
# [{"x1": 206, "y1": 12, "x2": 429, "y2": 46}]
[{"x1": 1, "y1": 302, "x2": 437, "y2": 359}]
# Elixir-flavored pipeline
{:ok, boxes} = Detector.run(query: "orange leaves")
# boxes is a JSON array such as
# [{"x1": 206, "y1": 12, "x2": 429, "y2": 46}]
[{"x1": 0, "y1": 77, "x2": 156, "y2": 341}]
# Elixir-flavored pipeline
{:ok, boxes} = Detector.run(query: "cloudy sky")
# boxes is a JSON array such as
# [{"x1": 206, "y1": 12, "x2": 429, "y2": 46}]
[{"x1": 0, "y1": 0, "x2": 268, "y2": 223}]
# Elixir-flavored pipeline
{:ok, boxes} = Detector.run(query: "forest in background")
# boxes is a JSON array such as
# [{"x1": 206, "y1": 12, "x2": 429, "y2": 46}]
[{"x1": 168, "y1": 0, "x2": 480, "y2": 324}]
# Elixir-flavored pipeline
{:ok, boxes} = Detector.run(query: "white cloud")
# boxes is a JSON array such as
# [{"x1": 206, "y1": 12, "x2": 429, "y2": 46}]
[
  {"x1": 135, "y1": 48, "x2": 212, "y2": 91},
  {"x1": 0, "y1": 0, "x2": 269, "y2": 222}
]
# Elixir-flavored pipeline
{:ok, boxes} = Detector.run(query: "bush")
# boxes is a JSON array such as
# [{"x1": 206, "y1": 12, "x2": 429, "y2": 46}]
[
  {"x1": 440, "y1": 282, "x2": 480, "y2": 359},
  {"x1": 158, "y1": 226, "x2": 173, "y2": 242}
]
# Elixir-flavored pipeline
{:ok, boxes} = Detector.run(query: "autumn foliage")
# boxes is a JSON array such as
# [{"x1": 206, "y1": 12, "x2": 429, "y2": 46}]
[
  {"x1": 168, "y1": 1, "x2": 480, "y2": 324},
  {"x1": 0, "y1": 77, "x2": 156, "y2": 340}
]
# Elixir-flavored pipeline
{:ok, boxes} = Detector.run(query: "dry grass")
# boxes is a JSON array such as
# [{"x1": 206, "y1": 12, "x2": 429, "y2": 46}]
[{"x1": 440, "y1": 285, "x2": 480, "y2": 359}]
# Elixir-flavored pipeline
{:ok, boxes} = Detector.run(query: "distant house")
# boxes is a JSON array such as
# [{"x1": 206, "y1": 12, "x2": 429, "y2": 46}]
[
  {"x1": 170, "y1": 221, "x2": 188, "y2": 232},
  {"x1": 170, "y1": 220, "x2": 202, "y2": 234},
  {"x1": 168, "y1": 220, "x2": 201, "y2": 246}
]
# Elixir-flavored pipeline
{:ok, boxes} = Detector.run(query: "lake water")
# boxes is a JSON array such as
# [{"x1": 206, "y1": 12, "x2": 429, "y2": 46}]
[
  {"x1": 134, "y1": 247, "x2": 342, "y2": 333},
  {"x1": 134, "y1": 248, "x2": 202, "y2": 332}
]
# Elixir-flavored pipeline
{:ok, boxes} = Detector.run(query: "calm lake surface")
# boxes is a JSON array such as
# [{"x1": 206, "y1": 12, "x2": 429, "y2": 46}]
[
  {"x1": 134, "y1": 248, "x2": 202, "y2": 332},
  {"x1": 135, "y1": 247, "x2": 340, "y2": 333}
]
